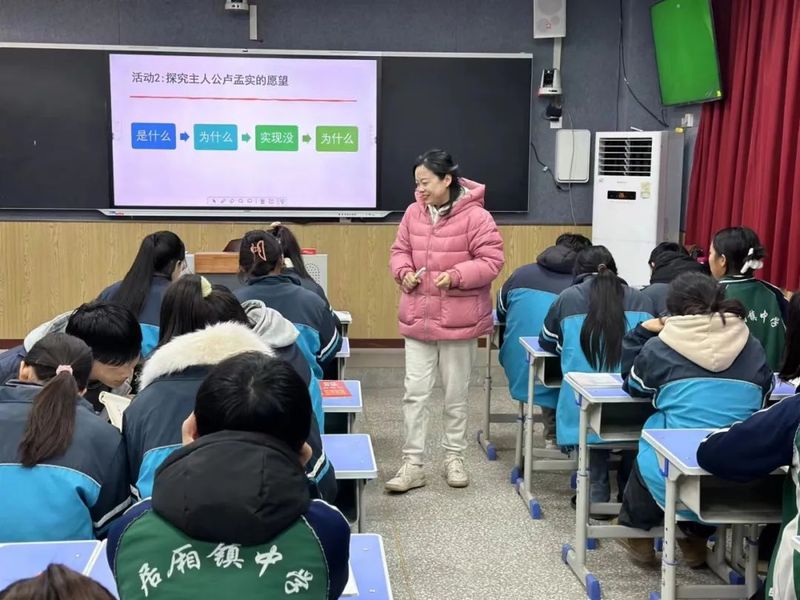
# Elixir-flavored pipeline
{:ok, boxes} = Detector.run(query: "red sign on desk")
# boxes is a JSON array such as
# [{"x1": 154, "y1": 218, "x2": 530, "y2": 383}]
[{"x1": 320, "y1": 380, "x2": 352, "y2": 398}]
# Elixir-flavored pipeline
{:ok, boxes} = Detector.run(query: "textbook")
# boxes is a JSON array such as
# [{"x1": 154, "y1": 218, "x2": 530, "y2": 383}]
[
  {"x1": 566, "y1": 373, "x2": 623, "y2": 388},
  {"x1": 98, "y1": 391, "x2": 132, "y2": 431},
  {"x1": 320, "y1": 380, "x2": 352, "y2": 398}
]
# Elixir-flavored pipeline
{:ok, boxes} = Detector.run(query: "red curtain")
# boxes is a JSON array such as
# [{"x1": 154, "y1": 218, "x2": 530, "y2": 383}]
[{"x1": 685, "y1": 0, "x2": 800, "y2": 289}]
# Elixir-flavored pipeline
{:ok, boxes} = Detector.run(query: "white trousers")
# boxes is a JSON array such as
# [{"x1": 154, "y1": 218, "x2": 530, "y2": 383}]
[{"x1": 402, "y1": 337, "x2": 477, "y2": 465}]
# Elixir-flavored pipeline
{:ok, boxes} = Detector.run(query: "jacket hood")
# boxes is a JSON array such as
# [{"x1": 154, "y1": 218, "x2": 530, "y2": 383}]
[
  {"x1": 659, "y1": 313, "x2": 749, "y2": 372},
  {"x1": 537, "y1": 245, "x2": 579, "y2": 275},
  {"x1": 414, "y1": 178, "x2": 486, "y2": 214},
  {"x1": 152, "y1": 430, "x2": 310, "y2": 545},
  {"x1": 139, "y1": 322, "x2": 273, "y2": 390},
  {"x1": 650, "y1": 251, "x2": 704, "y2": 284},
  {"x1": 241, "y1": 299, "x2": 299, "y2": 349},
  {"x1": 24, "y1": 310, "x2": 71, "y2": 351}
]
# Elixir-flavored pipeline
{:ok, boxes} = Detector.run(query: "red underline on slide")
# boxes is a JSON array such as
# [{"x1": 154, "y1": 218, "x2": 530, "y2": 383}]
[{"x1": 129, "y1": 95, "x2": 357, "y2": 103}]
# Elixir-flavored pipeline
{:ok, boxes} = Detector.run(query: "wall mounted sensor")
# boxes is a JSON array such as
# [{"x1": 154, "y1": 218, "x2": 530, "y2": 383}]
[
  {"x1": 538, "y1": 68, "x2": 562, "y2": 96},
  {"x1": 225, "y1": 0, "x2": 250, "y2": 12}
]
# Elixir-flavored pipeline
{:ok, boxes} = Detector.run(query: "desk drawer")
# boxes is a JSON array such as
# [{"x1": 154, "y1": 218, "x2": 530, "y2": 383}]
[{"x1": 679, "y1": 475, "x2": 784, "y2": 524}]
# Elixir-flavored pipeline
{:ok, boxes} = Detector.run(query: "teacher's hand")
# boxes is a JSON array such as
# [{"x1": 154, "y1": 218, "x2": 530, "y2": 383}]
[
  {"x1": 434, "y1": 272, "x2": 452, "y2": 289},
  {"x1": 402, "y1": 271, "x2": 420, "y2": 292}
]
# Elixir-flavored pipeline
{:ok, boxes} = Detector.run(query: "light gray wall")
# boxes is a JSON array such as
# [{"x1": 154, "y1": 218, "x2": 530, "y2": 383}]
[{"x1": 0, "y1": 0, "x2": 701, "y2": 225}]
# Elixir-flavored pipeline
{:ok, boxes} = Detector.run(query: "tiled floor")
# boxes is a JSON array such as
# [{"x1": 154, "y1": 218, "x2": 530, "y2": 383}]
[{"x1": 355, "y1": 383, "x2": 721, "y2": 600}]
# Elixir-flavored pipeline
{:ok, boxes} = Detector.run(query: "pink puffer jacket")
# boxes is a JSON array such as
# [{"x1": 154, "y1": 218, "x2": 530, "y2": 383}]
[{"x1": 389, "y1": 179, "x2": 505, "y2": 341}]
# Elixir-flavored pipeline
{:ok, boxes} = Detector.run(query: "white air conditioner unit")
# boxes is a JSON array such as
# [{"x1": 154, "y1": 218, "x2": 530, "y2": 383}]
[{"x1": 592, "y1": 131, "x2": 684, "y2": 288}]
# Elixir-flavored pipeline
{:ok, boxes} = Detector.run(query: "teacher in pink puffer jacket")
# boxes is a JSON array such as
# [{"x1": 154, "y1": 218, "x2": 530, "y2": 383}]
[{"x1": 386, "y1": 149, "x2": 504, "y2": 493}]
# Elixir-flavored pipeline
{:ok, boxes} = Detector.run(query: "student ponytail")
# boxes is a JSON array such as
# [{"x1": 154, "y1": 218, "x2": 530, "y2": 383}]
[
  {"x1": 575, "y1": 246, "x2": 626, "y2": 371},
  {"x1": 711, "y1": 227, "x2": 766, "y2": 277},
  {"x1": 238, "y1": 230, "x2": 283, "y2": 280},
  {"x1": 110, "y1": 231, "x2": 186, "y2": 317},
  {"x1": 270, "y1": 223, "x2": 312, "y2": 280},
  {"x1": 17, "y1": 333, "x2": 93, "y2": 468},
  {"x1": 665, "y1": 272, "x2": 747, "y2": 325}
]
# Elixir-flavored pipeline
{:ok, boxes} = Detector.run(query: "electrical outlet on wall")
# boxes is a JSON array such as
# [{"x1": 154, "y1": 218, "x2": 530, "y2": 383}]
[
  {"x1": 681, "y1": 113, "x2": 695, "y2": 128},
  {"x1": 550, "y1": 118, "x2": 562, "y2": 129}
]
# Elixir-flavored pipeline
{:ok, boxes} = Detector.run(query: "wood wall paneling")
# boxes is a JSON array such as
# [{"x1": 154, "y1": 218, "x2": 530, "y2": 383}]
[{"x1": 0, "y1": 222, "x2": 591, "y2": 339}]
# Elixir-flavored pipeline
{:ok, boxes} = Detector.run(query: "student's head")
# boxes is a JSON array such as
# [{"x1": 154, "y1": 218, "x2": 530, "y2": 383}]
[
  {"x1": 648, "y1": 242, "x2": 685, "y2": 269},
  {"x1": 0, "y1": 564, "x2": 115, "y2": 600},
  {"x1": 109, "y1": 231, "x2": 186, "y2": 317},
  {"x1": 555, "y1": 233, "x2": 591, "y2": 253},
  {"x1": 413, "y1": 149, "x2": 461, "y2": 207},
  {"x1": 183, "y1": 352, "x2": 312, "y2": 463},
  {"x1": 574, "y1": 246, "x2": 626, "y2": 371},
  {"x1": 158, "y1": 275, "x2": 249, "y2": 345},
  {"x1": 270, "y1": 223, "x2": 312, "y2": 280},
  {"x1": 779, "y1": 292, "x2": 800, "y2": 381},
  {"x1": 66, "y1": 302, "x2": 141, "y2": 389},
  {"x1": 16, "y1": 333, "x2": 92, "y2": 468},
  {"x1": 665, "y1": 272, "x2": 746, "y2": 320},
  {"x1": 238, "y1": 230, "x2": 284, "y2": 280},
  {"x1": 709, "y1": 227, "x2": 765, "y2": 280}
]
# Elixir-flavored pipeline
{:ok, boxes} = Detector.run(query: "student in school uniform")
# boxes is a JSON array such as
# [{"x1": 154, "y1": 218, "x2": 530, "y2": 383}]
[
  {"x1": 98, "y1": 231, "x2": 186, "y2": 357},
  {"x1": 108, "y1": 353, "x2": 350, "y2": 600},
  {"x1": 641, "y1": 242, "x2": 705, "y2": 316},
  {"x1": 708, "y1": 226, "x2": 787, "y2": 370},
  {"x1": 0, "y1": 302, "x2": 142, "y2": 412},
  {"x1": 0, "y1": 333, "x2": 129, "y2": 542},
  {"x1": 539, "y1": 245, "x2": 654, "y2": 508},
  {"x1": 271, "y1": 223, "x2": 330, "y2": 303},
  {"x1": 497, "y1": 232, "x2": 591, "y2": 448},
  {"x1": 235, "y1": 230, "x2": 342, "y2": 380},
  {"x1": 123, "y1": 276, "x2": 334, "y2": 502},
  {"x1": 616, "y1": 272, "x2": 773, "y2": 566},
  {"x1": 386, "y1": 149, "x2": 504, "y2": 492}
]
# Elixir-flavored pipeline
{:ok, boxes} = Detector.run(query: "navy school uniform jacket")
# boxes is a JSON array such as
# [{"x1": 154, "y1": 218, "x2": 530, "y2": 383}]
[
  {"x1": 697, "y1": 395, "x2": 800, "y2": 598},
  {"x1": 108, "y1": 431, "x2": 350, "y2": 600},
  {"x1": 539, "y1": 274, "x2": 654, "y2": 446},
  {"x1": 285, "y1": 267, "x2": 330, "y2": 305},
  {"x1": 621, "y1": 314, "x2": 773, "y2": 519},
  {"x1": 640, "y1": 250, "x2": 705, "y2": 316},
  {"x1": 99, "y1": 274, "x2": 172, "y2": 358},
  {"x1": 0, "y1": 382, "x2": 130, "y2": 541},
  {"x1": 497, "y1": 244, "x2": 578, "y2": 406},
  {"x1": 235, "y1": 275, "x2": 342, "y2": 380},
  {"x1": 123, "y1": 322, "x2": 335, "y2": 502}
]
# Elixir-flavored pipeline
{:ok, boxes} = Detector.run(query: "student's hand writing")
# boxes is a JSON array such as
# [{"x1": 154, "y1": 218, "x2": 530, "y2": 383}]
[
  {"x1": 402, "y1": 272, "x2": 420, "y2": 292},
  {"x1": 434, "y1": 272, "x2": 452, "y2": 289},
  {"x1": 641, "y1": 318, "x2": 665, "y2": 333}
]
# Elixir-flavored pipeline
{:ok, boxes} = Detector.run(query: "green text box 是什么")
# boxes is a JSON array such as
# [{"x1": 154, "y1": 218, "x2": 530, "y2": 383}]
[
  {"x1": 316, "y1": 126, "x2": 359, "y2": 152},
  {"x1": 255, "y1": 125, "x2": 299, "y2": 151}
]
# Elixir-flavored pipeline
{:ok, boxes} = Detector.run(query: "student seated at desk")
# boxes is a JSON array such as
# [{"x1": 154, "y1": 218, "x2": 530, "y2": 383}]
[
  {"x1": 98, "y1": 231, "x2": 186, "y2": 357},
  {"x1": 540, "y1": 246, "x2": 654, "y2": 508},
  {"x1": 108, "y1": 353, "x2": 350, "y2": 600},
  {"x1": 0, "y1": 302, "x2": 142, "y2": 412},
  {"x1": 0, "y1": 333, "x2": 129, "y2": 542},
  {"x1": 617, "y1": 272, "x2": 773, "y2": 567},
  {"x1": 234, "y1": 230, "x2": 342, "y2": 380},
  {"x1": 778, "y1": 291, "x2": 800, "y2": 389},
  {"x1": 709, "y1": 226, "x2": 787, "y2": 370},
  {"x1": 641, "y1": 242, "x2": 704, "y2": 316},
  {"x1": 697, "y1": 394, "x2": 800, "y2": 600},
  {"x1": 497, "y1": 232, "x2": 591, "y2": 447},
  {"x1": 124, "y1": 276, "x2": 334, "y2": 502},
  {"x1": 0, "y1": 564, "x2": 115, "y2": 599}
]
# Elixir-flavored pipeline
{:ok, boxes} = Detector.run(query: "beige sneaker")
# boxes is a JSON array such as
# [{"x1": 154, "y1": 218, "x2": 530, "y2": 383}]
[
  {"x1": 615, "y1": 537, "x2": 657, "y2": 566},
  {"x1": 385, "y1": 461, "x2": 426, "y2": 493},
  {"x1": 444, "y1": 456, "x2": 469, "y2": 488},
  {"x1": 677, "y1": 537, "x2": 708, "y2": 568}
]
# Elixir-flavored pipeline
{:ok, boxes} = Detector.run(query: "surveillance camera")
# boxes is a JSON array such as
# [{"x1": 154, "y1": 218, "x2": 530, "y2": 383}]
[{"x1": 225, "y1": 0, "x2": 249, "y2": 12}]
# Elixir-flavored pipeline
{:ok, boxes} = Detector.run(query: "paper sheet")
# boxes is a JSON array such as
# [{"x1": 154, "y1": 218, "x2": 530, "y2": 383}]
[{"x1": 98, "y1": 391, "x2": 132, "y2": 431}]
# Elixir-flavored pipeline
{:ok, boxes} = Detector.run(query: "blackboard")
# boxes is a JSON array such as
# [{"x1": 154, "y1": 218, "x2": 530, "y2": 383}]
[{"x1": 0, "y1": 47, "x2": 531, "y2": 213}]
